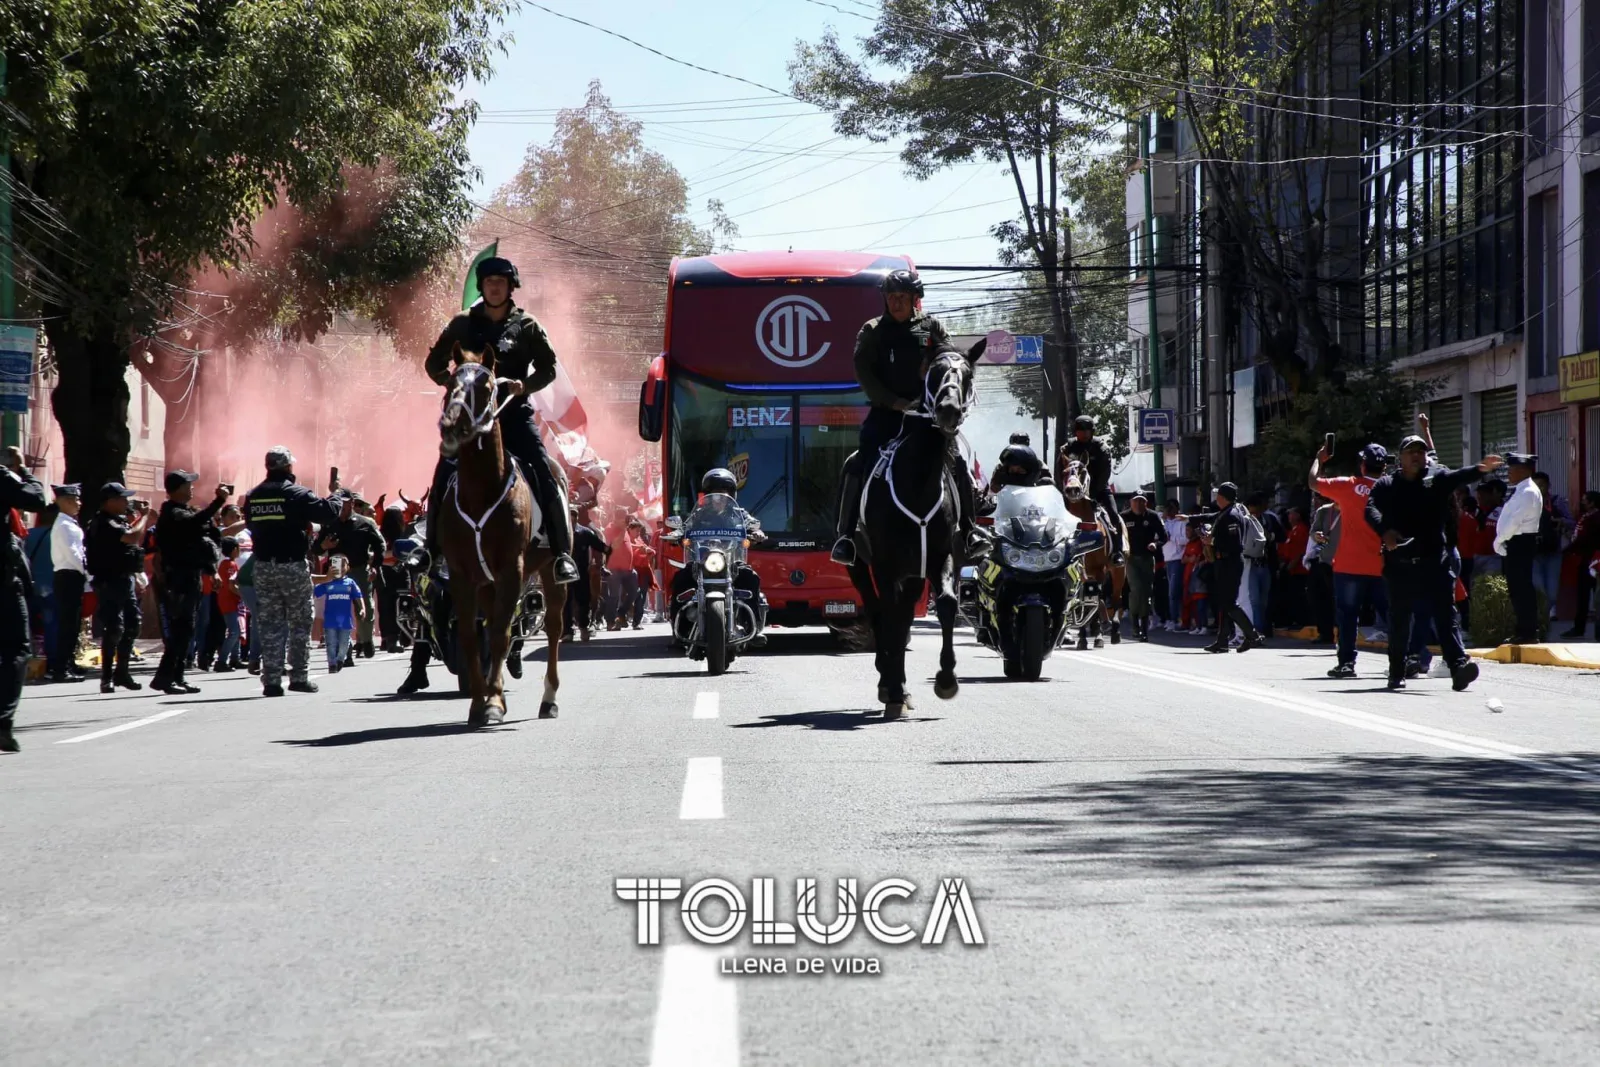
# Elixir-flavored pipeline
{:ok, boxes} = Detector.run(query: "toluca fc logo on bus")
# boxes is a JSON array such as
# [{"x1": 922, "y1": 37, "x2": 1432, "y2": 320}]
[
  {"x1": 755, "y1": 295, "x2": 831, "y2": 369},
  {"x1": 615, "y1": 876, "x2": 984, "y2": 946}
]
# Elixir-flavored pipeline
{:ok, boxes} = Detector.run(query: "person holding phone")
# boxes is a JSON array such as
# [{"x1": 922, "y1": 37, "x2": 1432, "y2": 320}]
[
  {"x1": 151, "y1": 471, "x2": 231, "y2": 696},
  {"x1": 1364, "y1": 436, "x2": 1502, "y2": 691},
  {"x1": 84, "y1": 483, "x2": 153, "y2": 703}
]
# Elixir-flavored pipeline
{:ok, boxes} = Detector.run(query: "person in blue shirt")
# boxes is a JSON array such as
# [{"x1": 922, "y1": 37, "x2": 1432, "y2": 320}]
[{"x1": 313, "y1": 556, "x2": 364, "y2": 673}]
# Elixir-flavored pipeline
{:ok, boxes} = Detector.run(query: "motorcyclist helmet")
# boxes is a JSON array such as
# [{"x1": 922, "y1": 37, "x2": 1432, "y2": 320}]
[
  {"x1": 701, "y1": 468, "x2": 738, "y2": 495},
  {"x1": 881, "y1": 268, "x2": 924, "y2": 299},
  {"x1": 475, "y1": 256, "x2": 521, "y2": 291}
]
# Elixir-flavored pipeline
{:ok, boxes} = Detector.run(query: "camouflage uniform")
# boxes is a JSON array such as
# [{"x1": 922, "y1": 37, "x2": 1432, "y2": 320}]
[{"x1": 254, "y1": 559, "x2": 315, "y2": 687}]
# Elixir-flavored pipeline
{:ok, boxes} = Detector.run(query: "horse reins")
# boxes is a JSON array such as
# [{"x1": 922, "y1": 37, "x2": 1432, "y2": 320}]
[{"x1": 443, "y1": 361, "x2": 526, "y2": 582}]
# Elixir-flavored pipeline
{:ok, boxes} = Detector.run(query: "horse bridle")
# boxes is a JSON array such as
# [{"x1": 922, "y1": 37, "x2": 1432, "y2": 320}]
[
  {"x1": 912, "y1": 350, "x2": 974, "y2": 427},
  {"x1": 442, "y1": 362, "x2": 517, "y2": 451}
]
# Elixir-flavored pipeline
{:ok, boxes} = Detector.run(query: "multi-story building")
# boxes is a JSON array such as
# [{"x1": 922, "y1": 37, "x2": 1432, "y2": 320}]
[
  {"x1": 1524, "y1": 0, "x2": 1600, "y2": 504},
  {"x1": 1362, "y1": 0, "x2": 1525, "y2": 468},
  {"x1": 1125, "y1": 0, "x2": 1528, "y2": 492}
]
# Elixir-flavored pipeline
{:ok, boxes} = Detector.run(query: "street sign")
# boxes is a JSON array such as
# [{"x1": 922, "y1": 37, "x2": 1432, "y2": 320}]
[
  {"x1": 1138, "y1": 408, "x2": 1176, "y2": 445},
  {"x1": 1014, "y1": 336, "x2": 1043, "y2": 364},
  {"x1": 0, "y1": 326, "x2": 37, "y2": 414},
  {"x1": 983, "y1": 329, "x2": 1016, "y2": 363}
]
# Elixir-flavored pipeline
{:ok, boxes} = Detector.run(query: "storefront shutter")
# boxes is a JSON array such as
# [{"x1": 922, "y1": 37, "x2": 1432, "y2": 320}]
[
  {"x1": 1477, "y1": 386, "x2": 1519, "y2": 457},
  {"x1": 1428, "y1": 396, "x2": 1463, "y2": 466}
]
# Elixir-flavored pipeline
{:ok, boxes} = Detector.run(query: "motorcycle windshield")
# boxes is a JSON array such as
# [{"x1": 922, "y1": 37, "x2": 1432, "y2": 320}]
[
  {"x1": 685, "y1": 494, "x2": 748, "y2": 539},
  {"x1": 993, "y1": 486, "x2": 1077, "y2": 546}
]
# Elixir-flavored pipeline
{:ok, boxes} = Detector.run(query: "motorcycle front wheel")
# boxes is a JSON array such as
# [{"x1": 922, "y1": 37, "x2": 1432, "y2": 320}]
[
  {"x1": 1019, "y1": 604, "x2": 1046, "y2": 682},
  {"x1": 705, "y1": 599, "x2": 728, "y2": 676}
]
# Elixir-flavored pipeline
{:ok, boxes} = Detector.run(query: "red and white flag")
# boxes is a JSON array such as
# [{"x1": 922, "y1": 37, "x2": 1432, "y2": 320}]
[{"x1": 531, "y1": 363, "x2": 610, "y2": 491}]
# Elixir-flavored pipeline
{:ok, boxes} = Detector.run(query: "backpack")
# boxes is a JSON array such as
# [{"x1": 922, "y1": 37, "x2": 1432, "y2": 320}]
[{"x1": 1238, "y1": 506, "x2": 1267, "y2": 559}]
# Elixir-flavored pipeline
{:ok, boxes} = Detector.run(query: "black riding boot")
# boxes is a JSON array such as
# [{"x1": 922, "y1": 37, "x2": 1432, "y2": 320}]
[
  {"x1": 397, "y1": 642, "x2": 431, "y2": 694},
  {"x1": 830, "y1": 452, "x2": 862, "y2": 566},
  {"x1": 522, "y1": 456, "x2": 579, "y2": 584}
]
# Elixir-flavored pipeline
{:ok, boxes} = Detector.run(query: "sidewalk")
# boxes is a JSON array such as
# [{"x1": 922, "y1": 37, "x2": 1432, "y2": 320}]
[{"x1": 1275, "y1": 625, "x2": 1600, "y2": 671}]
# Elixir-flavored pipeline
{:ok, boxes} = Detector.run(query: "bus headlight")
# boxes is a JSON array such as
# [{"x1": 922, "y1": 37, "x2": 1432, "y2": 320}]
[{"x1": 703, "y1": 551, "x2": 727, "y2": 575}]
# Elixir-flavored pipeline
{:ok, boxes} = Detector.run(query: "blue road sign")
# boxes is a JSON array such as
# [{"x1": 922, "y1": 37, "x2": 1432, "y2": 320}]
[
  {"x1": 1014, "y1": 335, "x2": 1043, "y2": 364},
  {"x1": 0, "y1": 327, "x2": 37, "y2": 414},
  {"x1": 1138, "y1": 408, "x2": 1176, "y2": 445}
]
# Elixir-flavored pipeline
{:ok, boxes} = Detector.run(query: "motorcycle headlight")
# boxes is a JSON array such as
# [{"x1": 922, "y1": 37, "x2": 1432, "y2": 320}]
[
  {"x1": 703, "y1": 550, "x2": 727, "y2": 575},
  {"x1": 1045, "y1": 547, "x2": 1064, "y2": 566},
  {"x1": 1002, "y1": 545, "x2": 1023, "y2": 566}
]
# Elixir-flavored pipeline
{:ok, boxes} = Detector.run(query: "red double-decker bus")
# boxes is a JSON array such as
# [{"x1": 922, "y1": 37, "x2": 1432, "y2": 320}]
[{"x1": 638, "y1": 249, "x2": 915, "y2": 630}]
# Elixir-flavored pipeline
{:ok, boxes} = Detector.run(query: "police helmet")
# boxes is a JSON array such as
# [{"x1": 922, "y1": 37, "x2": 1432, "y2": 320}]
[
  {"x1": 1073, "y1": 415, "x2": 1096, "y2": 433},
  {"x1": 882, "y1": 268, "x2": 924, "y2": 299},
  {"x1": 701, "y1": 468, "x2": 738, "y2": 495},
  {"x1": 475, "y1": 256, "x2": 521, "y2": 290}
]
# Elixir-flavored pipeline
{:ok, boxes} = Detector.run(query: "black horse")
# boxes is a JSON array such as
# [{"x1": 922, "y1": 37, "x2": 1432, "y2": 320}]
[{"x1": 843, "y1": 341, "x2": 982, "y2": 718}]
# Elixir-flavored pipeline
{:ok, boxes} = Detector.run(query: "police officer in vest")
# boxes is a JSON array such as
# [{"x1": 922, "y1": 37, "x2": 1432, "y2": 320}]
[
  {"x1": 830, "y1": 267, "x2": 982, "y2": 565},
  {"x1": 244, "y1": 446, "x2": 351, "y2": 697},
  {"x1": 418, "y1": 256, "x2": 579, "y2": 585},
  {"x1": 0, "y1": 447, "x2": 46, "y2": 753}
]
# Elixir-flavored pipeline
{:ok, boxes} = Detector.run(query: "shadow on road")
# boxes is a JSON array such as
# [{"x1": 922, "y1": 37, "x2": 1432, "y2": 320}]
[
  {"x1": 345, "y1": 691, "x2": 463, "y2": 703},
  {"x1": 942, "y1": 753, "x2": 1600, "y2": 921},
  {"x1": 274, "y1": 719, "x2": 529, "y2": 746},
  {"x1": 732, "y1": 710, "x2": 940, "y2": 730}
]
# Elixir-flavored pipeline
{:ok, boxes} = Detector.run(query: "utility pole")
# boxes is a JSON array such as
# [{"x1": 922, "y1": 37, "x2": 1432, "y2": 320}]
[
  {"x1": 1141, "y1": 113, "x2": 1166, "y2": 504},
  {"x1": 0, "y1": 52, "x2": 18, "y2": 451}
]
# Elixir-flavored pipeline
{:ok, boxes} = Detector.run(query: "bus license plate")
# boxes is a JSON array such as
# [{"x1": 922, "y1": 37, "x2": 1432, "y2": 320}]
[{"x1": 825, "y1": 601, "x2": 858, "y2": 616}]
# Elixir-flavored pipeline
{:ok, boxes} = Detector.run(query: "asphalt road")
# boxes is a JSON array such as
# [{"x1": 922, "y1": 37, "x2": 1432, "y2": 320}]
[{"x1": 4, "y1": 620, "x2": 1598, "y2": 1066}]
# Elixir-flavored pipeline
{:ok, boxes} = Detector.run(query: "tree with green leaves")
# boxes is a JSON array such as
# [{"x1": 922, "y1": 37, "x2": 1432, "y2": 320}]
[
  {"x1": 483, "y1": 80, "x2": 736, "y2": 380},
  {"x1": 790, "y1": 0, "x2": 1133, "y2": 456},
  {"x1": 2, "y1": 0, "x2": 507, "y2": 491}
]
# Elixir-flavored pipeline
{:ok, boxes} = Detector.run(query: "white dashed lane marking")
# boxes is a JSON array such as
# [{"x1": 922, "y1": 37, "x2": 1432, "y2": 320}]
[
  {"x1": 56, "y1": 709, "x2": 187, "y2": 745},
  {"x1": 693, "y1": 692, "x2": 720, "y2": 719},
  {"x1": 679, "y1": 757, "x2": 724, "y2": 819}
]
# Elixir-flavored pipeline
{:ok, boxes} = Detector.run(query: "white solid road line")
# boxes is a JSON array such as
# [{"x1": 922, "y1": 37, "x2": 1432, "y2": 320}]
[
  {"x1": 679, "y1": 757, "x2": 725, "y2": 819},
  {"x1": 1087, "y1": 657, "x2": 1600, "y2": 783},
  {"x1": 649, "y1": 944, "x2": 738, "y2": 1067},
  {"x1": 56, "y1": 709, "x2": 187, "y2": 745},
  {"x1": 693, "y1": 692, "x2": 720, "y2": 719}
]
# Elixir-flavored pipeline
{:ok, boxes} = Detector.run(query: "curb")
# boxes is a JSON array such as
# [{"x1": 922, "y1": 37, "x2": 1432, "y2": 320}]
[
  {"x1": 1466, "y1": 644, "x2": 1600, "y2": 670},
  {"x1": 1277, "y1": 626, "x2": 1600, "y2": 670}
]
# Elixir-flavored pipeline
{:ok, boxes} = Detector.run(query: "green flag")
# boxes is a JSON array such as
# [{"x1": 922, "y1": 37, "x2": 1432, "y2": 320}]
[{"x1": 462, "y1": 240, "x2": 498, "y2": 311}]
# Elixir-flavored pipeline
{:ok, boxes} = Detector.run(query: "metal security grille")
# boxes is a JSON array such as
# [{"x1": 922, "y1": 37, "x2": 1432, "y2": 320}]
[
  {"x1": 1429, "y1": 396, "x2": 1464, "y2": 466},
  {"x1": 1478, "y1": 386, "x2": 1519, "y2": 457},
  {"x1": 1533, "y1": 410, "x2": 1570, "y2": 502}
]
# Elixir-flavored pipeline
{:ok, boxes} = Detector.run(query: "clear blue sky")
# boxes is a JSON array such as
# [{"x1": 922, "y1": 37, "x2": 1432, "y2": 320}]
[
  {"x1": 461, "y1": 0, "x2": 1096, "y2": 468},
  {"x1": 462, "y1": 0, "x2": 1024, "y2": 319}
]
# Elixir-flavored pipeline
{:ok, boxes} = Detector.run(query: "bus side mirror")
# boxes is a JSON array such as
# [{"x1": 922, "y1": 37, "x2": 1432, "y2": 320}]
[{"x1": 639, "y1": 371, "x2": 664, "y2": 442}]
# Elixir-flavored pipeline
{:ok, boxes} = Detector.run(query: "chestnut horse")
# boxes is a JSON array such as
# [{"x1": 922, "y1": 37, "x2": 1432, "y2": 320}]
[
  {"x1": 435, "y1": 344, "x2": 568, "y2": 725},
  {"x1": 1060, "y1": 457, "x2": 1128, "y2": 649}
]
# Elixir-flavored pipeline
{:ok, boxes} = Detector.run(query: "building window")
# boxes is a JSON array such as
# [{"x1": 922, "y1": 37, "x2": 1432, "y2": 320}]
[
  {"x1": 1528, "y1": 193, "x2": 1561, "y2": 379},
  {"x1": 1360, "y1": 0, "x2": 1522, "y2": 361}
]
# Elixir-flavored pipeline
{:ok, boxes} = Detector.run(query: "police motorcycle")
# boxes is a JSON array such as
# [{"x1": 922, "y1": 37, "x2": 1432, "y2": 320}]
[
  {"x1": 664, "y1": 493, "x2": 768, "y2": 676},
  {"x1": 969, "y1": 485, "x2": 1100, "y2": 681},
  {"x1": 397, "y1": 522, "x2": 544, "y2": 693}
]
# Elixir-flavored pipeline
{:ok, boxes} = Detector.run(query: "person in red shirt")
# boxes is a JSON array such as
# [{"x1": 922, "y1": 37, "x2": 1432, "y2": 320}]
[
  {"x1": 1309, "y1": 441, "x2": 1391, "y2": 677},
  {"x1": 215, "y1": 536, "x2": 245, "y2": 671},
  {"x1": 1278, "y1": 506, "x2": 1311, "y2": 628}
]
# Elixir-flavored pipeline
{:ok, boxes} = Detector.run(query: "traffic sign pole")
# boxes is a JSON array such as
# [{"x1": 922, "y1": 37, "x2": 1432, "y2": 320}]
[{"x1": 1142, "y1": 113, "x2": 1166, "y2": 503}]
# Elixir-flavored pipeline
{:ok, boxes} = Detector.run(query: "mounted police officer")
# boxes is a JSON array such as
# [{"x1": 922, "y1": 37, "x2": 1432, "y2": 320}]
[
  {"x1": 1061, "y1": 415, "x2": 1126, "y2": 564},
  {"x1": 418, "y1": 255, "x2": 579, "y2": 585},
  {"x1": 243, "y1": 446, "x2": 350, "y2": 697},
  {"x1": 830, "y1": 267, "x2": 982, "y2": 566}
]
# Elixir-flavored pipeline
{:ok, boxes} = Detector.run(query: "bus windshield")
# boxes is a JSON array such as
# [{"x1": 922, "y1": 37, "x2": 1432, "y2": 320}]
[{"x1": 669, "y1": 374, "x2": 866, "y2": 538}]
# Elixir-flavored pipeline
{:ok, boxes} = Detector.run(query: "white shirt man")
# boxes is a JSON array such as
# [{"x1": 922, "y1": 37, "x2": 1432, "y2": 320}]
[
  {"x1": 1494, "y1": 474, "x2": 1543, "y2": 555},
  {"x1": 48, "y1": 483, "x2": 88, "y2": 681}
]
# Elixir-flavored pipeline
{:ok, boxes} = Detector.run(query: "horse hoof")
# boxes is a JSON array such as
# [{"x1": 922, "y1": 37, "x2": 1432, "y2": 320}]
[
  {"x1": 468, "y1": 707, "x2": 488, "y2": 728},
  {"x1": 884, "y1": 703, "x2": 904, "y2": 720},
  {"x1": 539, "y1": 701, "x2": 559, "y2": 719},
  {"x1": 934, "y1": 674, "x2": 958, "y2": 700},
  {"x1": 1109, "y1": 630, "x2": 1121, "y2": 645},
  {"x1": 485, "y1": 702, "x2": 506, "y2": 725},
  {"x1": 1076, "y1": 638, "x2": 1089, "y2": 651},
  {"x1": 1094, "y1": 637, "x2": 1104, "y2": 648}
]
